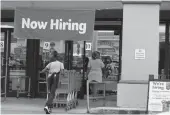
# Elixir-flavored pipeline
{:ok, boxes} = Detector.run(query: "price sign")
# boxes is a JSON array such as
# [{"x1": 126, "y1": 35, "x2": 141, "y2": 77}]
[
  {"x1": 85, "y1": 42, "x2": 91, "y2": 50},
  {"x1": 43, "y1": 42, "x2": 50, "y2": 50},
  {"x1": 0, "y1": 41, "x2": 4, "y2": 48}
]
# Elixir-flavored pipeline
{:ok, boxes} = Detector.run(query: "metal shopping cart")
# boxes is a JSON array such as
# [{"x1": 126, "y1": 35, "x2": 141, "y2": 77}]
[{"x1": 53, "y1": 70, "x2": 79, "y2": 111}]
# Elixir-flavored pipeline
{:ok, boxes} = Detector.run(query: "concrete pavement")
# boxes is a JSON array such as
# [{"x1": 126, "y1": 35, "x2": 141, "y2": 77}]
[
  {"x1": 1, "y1": 98, "x2": 87, "y2": 114},
  {"x1": 1, "y1": 96, "x2": 117, "y2": 114}
]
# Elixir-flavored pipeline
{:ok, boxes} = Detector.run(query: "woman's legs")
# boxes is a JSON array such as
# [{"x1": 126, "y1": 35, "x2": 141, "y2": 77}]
[
  {"x1": 91, "y1": 82, "x2": 98, "y2": 101},
  {"x1": 44, "y1": 73, "x2": 59, "y2": 114}
]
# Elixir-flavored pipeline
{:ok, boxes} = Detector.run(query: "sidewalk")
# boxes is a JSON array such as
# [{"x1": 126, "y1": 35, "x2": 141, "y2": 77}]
[
  {"x1": 1, "y1": 96, "x2": 148, "y2": 114},
  {"x1": 1, "y1": 96, "x2": 149, "y2": 114},
  {"x1": 1, "y1": 97, "x2": 87, "y2": 114},
  {"x1": 1, "y1": 97, "x2": 117, "y2": 114}
]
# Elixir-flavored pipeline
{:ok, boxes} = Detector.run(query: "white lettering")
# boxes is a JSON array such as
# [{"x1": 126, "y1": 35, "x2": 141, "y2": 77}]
[
  {"x1": 22, "y1": 18, "x2": 48, "y2": 29},
  {"x1": 72, "y1": 23, "x2": 79, "y2": 31},
  {"x1": 30, "y1": 21, "x2": 37, "y2": 29},
  {"x1": 62, "y1": 22, "x2": 69, "y2": 30},
  {"x1": 50, "y1": 19, "x2": 59, "y2": 29},
  {"x1": 50, "y1": 18, "x2": 87, "y2": 34},
  {"x1": 22, "y1": 18, "x2": 87, "y2": 34},
  {"x1": 79, "y1": 23, "x2": 86, "y2": 34},
  {"x1": 22, "y1": 18, "x2": 30, "y2": 28},
  {"x1": 37, "y1": 21, "x2": 48, "y2": 29},
  {"x1": 59, "y1": 19, "x2": 63, "y2": 30},
  {"x1": 68, "y1": 19, "x2": 72, "y2": 30}
]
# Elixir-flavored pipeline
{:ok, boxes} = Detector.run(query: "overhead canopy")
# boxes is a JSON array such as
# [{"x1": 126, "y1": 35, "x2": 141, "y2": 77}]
[{"x1": 14, "y1": 7, "x2": 95, "y2": 41}]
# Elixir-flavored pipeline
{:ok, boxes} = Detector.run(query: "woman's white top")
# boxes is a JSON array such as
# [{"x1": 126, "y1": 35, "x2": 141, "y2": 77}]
[{"x1": 88, "y1": 59, "x2": 104, "y2": 82}]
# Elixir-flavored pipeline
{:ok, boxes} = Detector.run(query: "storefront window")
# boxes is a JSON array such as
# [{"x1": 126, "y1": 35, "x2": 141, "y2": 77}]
[
  {"x1": 9, "y1": 32, "x2": 27, "y2": 92},
  {"x1": 87, "y1": 30, "x2": 120, "y2": 109},
  {"x1": 96, "y1": 31, "x2": 119, "y2": 81},
  {"x1": 40, "y1": 40, "x2": 65, "y2": 65},
  {"x1": 72, "y1": 41, "x2": 84, "y2": 69}
]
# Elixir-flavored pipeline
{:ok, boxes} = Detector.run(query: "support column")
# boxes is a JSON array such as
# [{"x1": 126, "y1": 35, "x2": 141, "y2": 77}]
[
  {"x1": 117, "y1": 0, "x2": 161, "y2": 109},
  {"x1": 26, "y1": 39, "x2": 40, "y2": 98},
  {"x1": 60, "y1": 40, "x2": 65, "y2": 53},
  {"x1": 92, "y1": 31, "x2": 97, "y2": 52}
]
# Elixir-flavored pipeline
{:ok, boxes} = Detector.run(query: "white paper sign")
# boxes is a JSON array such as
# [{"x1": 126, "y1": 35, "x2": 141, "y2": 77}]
[
  {"x1": 43, "y1": 42, "x2": 50, "y2": 50},
  {"x1": 148, "y1": 81, "x2": 170, "y2": 112},
  {"x1": 135, "y1": 49, "x2": 145, "y2": 60},
  {"x1": 85, "y1": 42, "x2": 91, "y2": 50},
  {"x1": 0, "y1": 41, "x2": 4, "y2": 48}
]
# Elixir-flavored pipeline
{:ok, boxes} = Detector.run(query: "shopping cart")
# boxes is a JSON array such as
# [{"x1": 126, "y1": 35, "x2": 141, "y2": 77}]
[{"x1": 53, "y1": 70, "x2": 79, "y2": 111}]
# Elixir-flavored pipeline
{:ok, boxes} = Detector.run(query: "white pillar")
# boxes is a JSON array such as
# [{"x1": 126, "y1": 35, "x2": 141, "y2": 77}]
[
  {"x1": 92, "y1": 31, "x2": 97, "y2": 52},
  {"x1": 117, "y1": 0, "x2": 161, "y2": 109},
  {"x1": 59, "y1": 40, "x2": 65, "y2": 53}
]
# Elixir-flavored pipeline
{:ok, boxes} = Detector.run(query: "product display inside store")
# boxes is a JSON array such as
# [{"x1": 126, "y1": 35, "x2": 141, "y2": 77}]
[{"x1": 96, "y1": 31, "x2": 119, "y2": 81}]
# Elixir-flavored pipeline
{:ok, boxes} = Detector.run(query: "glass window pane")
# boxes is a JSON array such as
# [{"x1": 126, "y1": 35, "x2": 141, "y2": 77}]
[
  {"x1": 96, "y1": 30, "x2": 119, "y2": 81},
  {"x1": 9, "y1": 33, "x2": 27, "y2": 92},
  {"x1": 89, "y1": 30, "x2": 120, "y2": 109}
]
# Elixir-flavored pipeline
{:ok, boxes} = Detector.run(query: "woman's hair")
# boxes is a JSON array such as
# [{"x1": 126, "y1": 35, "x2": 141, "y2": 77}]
[
  {"x1": 92, "y1": 51, "x2": 99, "y2": 60},
  {"x1": 53, "y1": 51, "x2": 58, "y2": 58},
  {"x1": 50, "y1": 51, "x2": 58, "y2": 62},
  {"x1": 96, "y1": 51, "x2": 100, "y2": 59}
]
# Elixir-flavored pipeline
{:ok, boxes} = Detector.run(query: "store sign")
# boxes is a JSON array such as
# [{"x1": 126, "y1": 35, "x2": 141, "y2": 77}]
[
  {"x1": 135, "y1": 49, "x2": 145, "y2": 60},
  {"x1": 43, "y1": 42, "x2": 50, "y2": 50},
  {"x1": 85, "y1": 43, "x2": 91, "y2": 50},
  {"x1": 147, "y1": 81, "x2": 170, "y2": 112},
  {"x1": 14, "y1": 7, "x2": 95, "y2": 41}
]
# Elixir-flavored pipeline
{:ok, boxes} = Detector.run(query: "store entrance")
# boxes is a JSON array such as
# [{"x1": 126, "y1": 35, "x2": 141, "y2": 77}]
[
  {"x1": 0, "y1": 31, "x2": 87, "y2": 98},
  {"x1": 38, "y1": 40, "x2": 87, "y2": 99}
]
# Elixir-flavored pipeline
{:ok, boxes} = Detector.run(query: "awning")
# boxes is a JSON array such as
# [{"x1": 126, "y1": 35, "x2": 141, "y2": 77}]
[{"x1": 14, "y1": 7, "x2": 95, "y2": 41}]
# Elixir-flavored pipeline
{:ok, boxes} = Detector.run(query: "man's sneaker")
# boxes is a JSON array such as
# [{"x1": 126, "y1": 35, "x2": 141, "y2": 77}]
[{"x1": 44, "y1": 106, "x2": 50, "y2": 114}]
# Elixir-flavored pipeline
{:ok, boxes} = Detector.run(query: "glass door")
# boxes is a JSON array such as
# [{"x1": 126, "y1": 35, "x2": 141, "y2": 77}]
[{"x1": 1, "y1": 29, "x2": 11, "y2": 99}]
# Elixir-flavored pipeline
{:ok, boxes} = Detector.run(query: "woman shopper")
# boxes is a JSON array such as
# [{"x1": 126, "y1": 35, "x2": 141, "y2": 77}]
[
  {"x1": 86, "y1": 51, "x2": 104, "y2": 101},
  {"x1": 40, "y1": 51, "x2": 64, "y2": 114}
]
